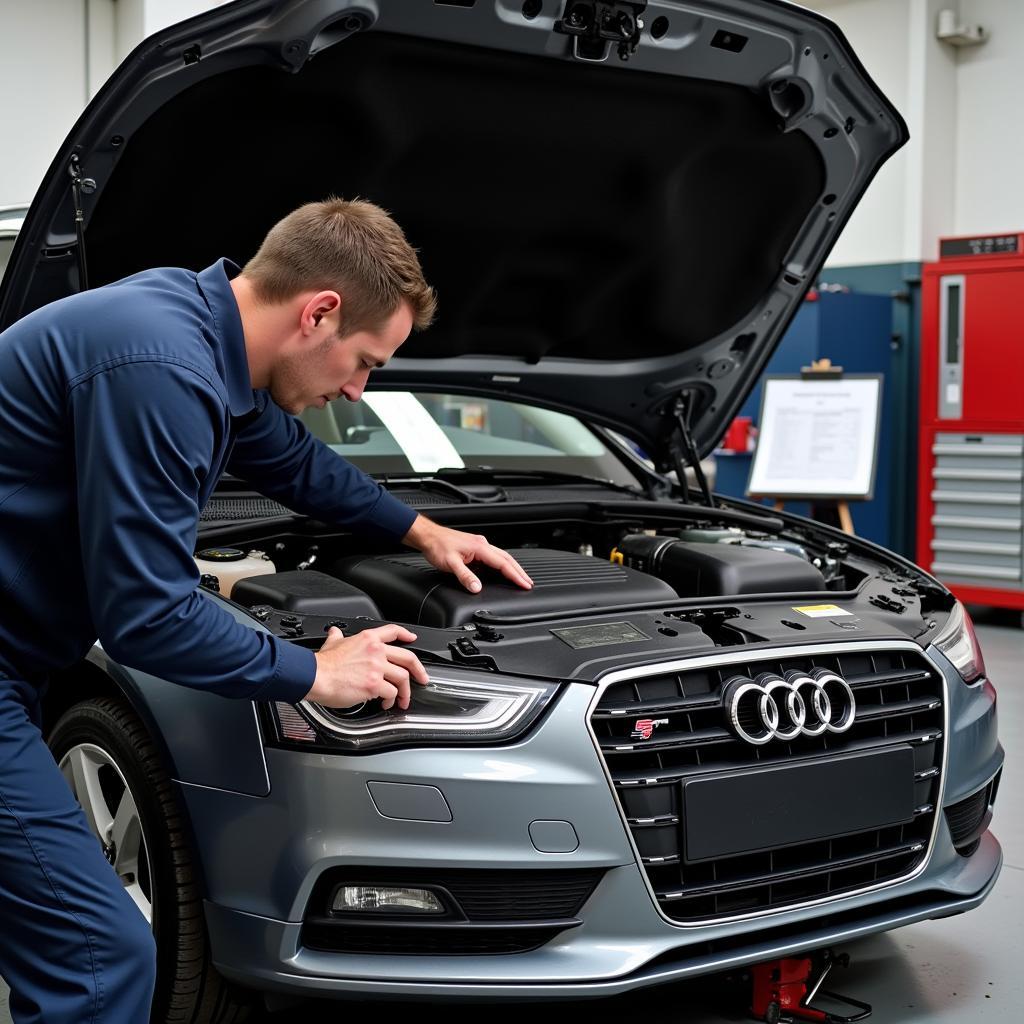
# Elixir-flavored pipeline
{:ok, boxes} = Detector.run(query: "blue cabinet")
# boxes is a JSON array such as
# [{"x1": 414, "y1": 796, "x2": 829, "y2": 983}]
[{"x1": 714, "y1": 291, "x2": 900, "y2": 550}]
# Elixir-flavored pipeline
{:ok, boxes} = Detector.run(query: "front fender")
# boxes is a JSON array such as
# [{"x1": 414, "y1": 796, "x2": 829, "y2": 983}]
[{"x1": 85, "y1": 591, "x2": 272, "y2": 796}]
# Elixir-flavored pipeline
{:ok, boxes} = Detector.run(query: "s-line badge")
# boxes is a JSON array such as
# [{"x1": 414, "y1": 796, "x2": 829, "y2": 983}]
[{"x1": 631, "y1": 718, "x2": 669, "y2": 740}]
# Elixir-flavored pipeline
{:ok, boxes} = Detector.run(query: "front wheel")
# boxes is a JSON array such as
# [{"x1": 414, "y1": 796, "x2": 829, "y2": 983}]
[{"x1": 49, "y1": 696, "x2": 253, "y2": 1023}]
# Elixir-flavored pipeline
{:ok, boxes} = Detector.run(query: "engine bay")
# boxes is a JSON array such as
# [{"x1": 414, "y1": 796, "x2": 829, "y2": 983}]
[{"x1": 197, "y1": 503, "x2": 951, "y2": 683}]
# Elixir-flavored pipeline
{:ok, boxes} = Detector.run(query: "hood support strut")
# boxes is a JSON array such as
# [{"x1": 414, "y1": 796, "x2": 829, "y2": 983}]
[
  {"x1": 68, "y1": 154, "x2": 94, "y2": 291},
  {"x1": 670, "y1": 394, "x2": 715, "y2": 508}
]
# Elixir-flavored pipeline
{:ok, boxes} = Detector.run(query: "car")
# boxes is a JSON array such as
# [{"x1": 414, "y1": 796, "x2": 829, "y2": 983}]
[
  {"x1": 0, "y1": 1, "x2": 1002, "y2": 1021},
  {"x1": 0, "y1": 205, "x2": 29, "y2": 285}
]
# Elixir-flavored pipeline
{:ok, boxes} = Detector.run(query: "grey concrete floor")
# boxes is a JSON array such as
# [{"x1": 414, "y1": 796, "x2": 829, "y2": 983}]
[{"x1": 3, "y1": 616, "x2": 1020, "y2": 1022}]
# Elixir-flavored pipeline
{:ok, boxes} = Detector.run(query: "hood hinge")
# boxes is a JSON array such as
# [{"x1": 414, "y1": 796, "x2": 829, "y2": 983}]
[
  {"x1": 67, "y1": 154, "x2": 95, "y2": 291},
  {"x1": 668, "y1": 393, "x2": 715, "y2": 508}
]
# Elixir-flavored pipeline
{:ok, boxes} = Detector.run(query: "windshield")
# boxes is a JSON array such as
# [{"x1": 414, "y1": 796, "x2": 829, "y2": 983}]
[
  {"x1": 299, "y1": 392, "x2": 641, "y2": 487},
  {"x1": 0, "y1": 207, "x2": 27, "y2": 286}
]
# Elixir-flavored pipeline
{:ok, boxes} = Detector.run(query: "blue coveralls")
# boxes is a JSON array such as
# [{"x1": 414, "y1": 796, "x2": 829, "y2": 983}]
[{"x1": 0, "y1": 259, "x2": 417, "y2": 1021}]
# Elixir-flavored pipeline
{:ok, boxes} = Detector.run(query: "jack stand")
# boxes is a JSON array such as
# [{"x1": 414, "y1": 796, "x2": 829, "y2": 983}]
[{"x1": 749, "y1": 950, "x2": 872, "y2": 1023}]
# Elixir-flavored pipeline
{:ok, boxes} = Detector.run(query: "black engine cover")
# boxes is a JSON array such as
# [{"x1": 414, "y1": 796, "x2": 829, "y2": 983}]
[
  {"x1": 334, "y1": 548, "x2": 679, "y2": 627},
  {"x1": 616, "y1": 534, "x2": 825, "y2": 596}
]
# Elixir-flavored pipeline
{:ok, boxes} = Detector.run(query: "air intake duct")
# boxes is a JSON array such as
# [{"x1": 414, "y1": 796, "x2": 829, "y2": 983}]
[{"x1": 613, "y1": 534, "x2": 825, "y2": 597}]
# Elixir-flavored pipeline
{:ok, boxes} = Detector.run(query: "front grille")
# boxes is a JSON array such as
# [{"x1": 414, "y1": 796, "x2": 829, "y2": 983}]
[
  {"x1": 590, "y1": 645, "x2": 945, "y2": 923},
  {"x1": 302, "y1": 867, "x2": 604, "y2": 955}
]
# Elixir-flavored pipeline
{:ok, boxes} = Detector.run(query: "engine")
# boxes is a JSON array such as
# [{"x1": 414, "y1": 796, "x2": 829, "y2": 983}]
[{"x1": 228, "y1": 533, "x2": 826, "y2": 629}]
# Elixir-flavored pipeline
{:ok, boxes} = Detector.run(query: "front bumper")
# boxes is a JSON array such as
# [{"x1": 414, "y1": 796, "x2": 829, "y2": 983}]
[
  {"x1": 179, "y1": 652, "x2": 1003, "y2": 999},
  {"x1": 205, "y1": 843, "x2": 1000, "y2": 999}
]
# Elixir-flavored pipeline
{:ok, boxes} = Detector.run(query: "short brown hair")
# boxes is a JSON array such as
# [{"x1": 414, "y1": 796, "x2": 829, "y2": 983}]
[{"x1": 242, "y1": 197, "x2": 436, "y2": 334}]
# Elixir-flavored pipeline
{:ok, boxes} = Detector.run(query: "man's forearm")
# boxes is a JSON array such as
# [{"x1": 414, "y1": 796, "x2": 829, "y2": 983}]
[{"x1": 402, "y1": 513, "x2": 434, "y2": 549}]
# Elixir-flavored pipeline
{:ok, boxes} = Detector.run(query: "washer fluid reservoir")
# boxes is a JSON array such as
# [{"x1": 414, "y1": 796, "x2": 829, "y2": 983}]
[{"x1": 194, "y1": 547, "x2": 275, "y2": 597}]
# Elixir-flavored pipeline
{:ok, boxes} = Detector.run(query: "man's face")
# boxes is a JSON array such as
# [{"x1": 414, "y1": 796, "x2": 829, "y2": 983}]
[{"x1": 269, "y1": 301, "x2": 414, "y2": 415}]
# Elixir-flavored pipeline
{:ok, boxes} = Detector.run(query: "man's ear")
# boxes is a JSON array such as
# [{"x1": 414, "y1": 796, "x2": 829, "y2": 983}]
[{"x1": 299, "y1": 291, "x2": 342, "y2": 338}]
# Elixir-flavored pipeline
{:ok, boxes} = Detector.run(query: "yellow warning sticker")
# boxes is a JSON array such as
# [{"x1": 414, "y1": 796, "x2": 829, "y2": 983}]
[{"x1": 792, "y1": 603, "x2": 852, "y2": 618}]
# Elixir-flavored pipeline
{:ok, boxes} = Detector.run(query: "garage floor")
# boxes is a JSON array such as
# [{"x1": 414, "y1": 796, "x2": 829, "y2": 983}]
[{"x1": 2, "y1": 616, "x2": 1020, "y2": 1023}]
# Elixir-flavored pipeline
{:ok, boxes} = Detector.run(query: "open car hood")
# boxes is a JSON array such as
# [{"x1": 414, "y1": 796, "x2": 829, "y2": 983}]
[{"x1": 0, "y1": 0, "x2": 906, "y2": 463}]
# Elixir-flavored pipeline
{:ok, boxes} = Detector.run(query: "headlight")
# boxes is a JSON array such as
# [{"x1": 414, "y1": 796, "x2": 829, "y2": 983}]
[
  {"x1": 268, "y1": 669, "x2": 559, "y2": 752},
  {"x1": 933, "y1": 600, "x2": 986, "y2": 683}
]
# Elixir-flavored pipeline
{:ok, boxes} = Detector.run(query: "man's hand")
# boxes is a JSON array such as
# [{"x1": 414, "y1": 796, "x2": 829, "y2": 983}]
[
  {"x1": 403, "y1": 515, "x2": 533, "y2": 593},
  {"x1": 306, "y1": 624, "x2": 429, "y2": 709}
]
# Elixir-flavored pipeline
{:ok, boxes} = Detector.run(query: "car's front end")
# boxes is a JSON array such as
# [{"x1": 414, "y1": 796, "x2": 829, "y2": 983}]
[
  {"x1": 153, "y1": 485, "x2": 999, "y2": 1001},
  {"x1": 0, "y1": 0, "x2": 1001, "y2": 1016}
]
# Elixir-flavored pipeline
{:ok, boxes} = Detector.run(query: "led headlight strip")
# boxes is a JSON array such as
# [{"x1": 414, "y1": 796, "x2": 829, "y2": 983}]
[{"x1": 273, "y1": 673, "x2": 559, "y2": 752}]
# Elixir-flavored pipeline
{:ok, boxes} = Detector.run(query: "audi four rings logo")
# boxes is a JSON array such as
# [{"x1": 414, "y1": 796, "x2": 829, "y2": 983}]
[{"x1": 722, "y1": 667, "x2": 857, "y2": 745}]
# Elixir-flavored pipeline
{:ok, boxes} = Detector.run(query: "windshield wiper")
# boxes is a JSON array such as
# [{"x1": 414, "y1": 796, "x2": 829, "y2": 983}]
[
  {"x1": 434, "y1": 466, "x2": 646, "y2": 497},
  {"x1": 376, "y1": 474, "x2": 491, "y2": 504}
]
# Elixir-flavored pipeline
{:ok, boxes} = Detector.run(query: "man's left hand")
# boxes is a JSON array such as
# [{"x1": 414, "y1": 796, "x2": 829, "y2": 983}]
[{"x1": 403, "y1": 515, "x2": 533, "y2": 593}]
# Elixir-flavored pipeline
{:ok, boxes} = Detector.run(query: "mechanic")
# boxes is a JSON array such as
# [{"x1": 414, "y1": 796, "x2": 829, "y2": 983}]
[{"x1": 0, "y1": 197, "x2": 533, "y2": 1023}]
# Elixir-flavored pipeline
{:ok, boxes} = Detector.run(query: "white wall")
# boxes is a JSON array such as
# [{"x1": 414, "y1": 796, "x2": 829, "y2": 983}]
[
  {"x1": 1, "y1": 1, "x2": 1020, "y2": 265},
  {"x1": 0, "y1": 1, "x2": 91, "y2": 205},
  {"x1": 812, "y1": 0, "x2": 1023, "y2": 265},
  {"x1": 142, "y1": 0, "x2": 227, "y2": 34},
  {"x1": 902, "y1": 0, "x2": 959, "y2": 264},
  {"x1": 114, "y1": 0, "x2": 227, "y2": 62},
  {"x1": 805, "y1": 0, "x2": 913, "y2": 266},
  {"x1": 113, "y1": 0, "x2": 146, "y2": 64},
  {"x1": 954, "y1": 0, "x2": 1024, "y2": 239},
  {"x1": 0, "y1": 0, "x2": 228, "y2": 207}
]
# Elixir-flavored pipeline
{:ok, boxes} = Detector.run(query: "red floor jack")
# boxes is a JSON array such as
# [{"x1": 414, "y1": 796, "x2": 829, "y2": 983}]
[{"x1": 750, "y1": 950, "x2": 872, "y2": 1023}]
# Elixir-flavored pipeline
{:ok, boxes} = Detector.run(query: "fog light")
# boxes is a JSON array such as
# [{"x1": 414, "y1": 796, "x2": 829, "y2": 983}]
[{"x1": 332, "y1": 885, "x2": 445, "y2": 914}]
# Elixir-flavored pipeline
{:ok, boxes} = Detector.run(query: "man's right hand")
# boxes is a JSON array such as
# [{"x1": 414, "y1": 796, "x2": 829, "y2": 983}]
[{"x1": 305, "y1": 624, "x2": 429, "y2": 710}]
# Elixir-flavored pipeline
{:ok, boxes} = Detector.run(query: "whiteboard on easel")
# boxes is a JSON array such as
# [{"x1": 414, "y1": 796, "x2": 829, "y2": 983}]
[{"x1": 747, "y1": 374, "x2": 883, "y2": 500}]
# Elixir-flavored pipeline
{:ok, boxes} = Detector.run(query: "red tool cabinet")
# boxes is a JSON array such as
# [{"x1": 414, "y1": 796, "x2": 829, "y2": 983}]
[{"x1": 917, "y1": 232, "x2": 1024, "y2": 607}]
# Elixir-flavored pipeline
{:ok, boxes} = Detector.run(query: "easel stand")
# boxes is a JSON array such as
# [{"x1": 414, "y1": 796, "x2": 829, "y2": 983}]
[
  {"x1": 762, "y1": 359, "x2": 860, "y2": 537},
  {"x1": 772, "y1": 497, "x2": 855, "y2": 535}
]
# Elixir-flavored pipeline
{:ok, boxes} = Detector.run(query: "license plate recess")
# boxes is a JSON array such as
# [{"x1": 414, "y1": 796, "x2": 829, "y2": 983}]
[{"x1": 683, "y1": 746, "x2": 917, "y2": 863}]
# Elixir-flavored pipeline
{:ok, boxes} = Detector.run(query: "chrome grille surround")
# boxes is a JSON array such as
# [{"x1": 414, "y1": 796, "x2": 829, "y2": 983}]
[{"x1": 586, "y1": 640, "x2": 949, "y2": 928}]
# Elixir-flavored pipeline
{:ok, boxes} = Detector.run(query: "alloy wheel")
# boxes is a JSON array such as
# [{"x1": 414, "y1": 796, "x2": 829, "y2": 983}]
[{"x1": 59, "y1": 741, "x2": 155, "y2": 924}]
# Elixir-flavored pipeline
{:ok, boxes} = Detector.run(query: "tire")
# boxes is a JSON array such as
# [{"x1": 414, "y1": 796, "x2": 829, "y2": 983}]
[{"x1": 48, "y1": 696, "x2": 254, "y2": 1024}]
